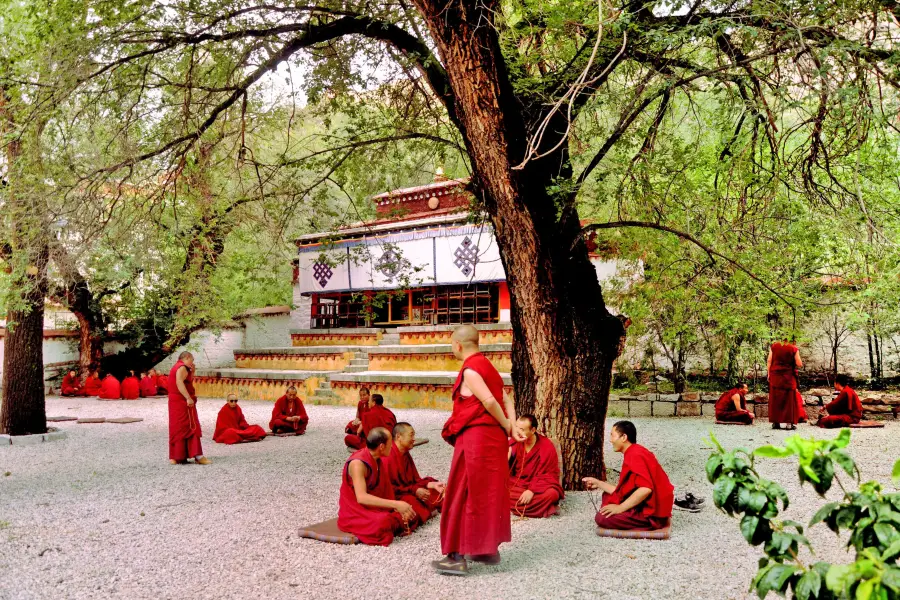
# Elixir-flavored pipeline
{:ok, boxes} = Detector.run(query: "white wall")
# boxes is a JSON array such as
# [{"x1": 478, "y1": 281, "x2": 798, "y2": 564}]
[
  {"x1": 153, "y1": 328, "x2": 245, "y2": 373},
  {"x1": 243, "y1": 314, "x2": 291, "y2": 348},
  {"x1": 291, "y1": 286, "x2": 311, "y2": 329}
]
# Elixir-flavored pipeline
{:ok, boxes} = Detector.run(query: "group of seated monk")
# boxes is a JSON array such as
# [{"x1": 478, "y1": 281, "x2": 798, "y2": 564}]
[
  {"x1": 344, "y1": 388, "x2": 397, "y2": 450},
  {"x1": 210, "y1": 385, "x2": 310, "y2": 444},
  {"x1": 61, "y1": 367, "x2": 168, "y2": 399}
]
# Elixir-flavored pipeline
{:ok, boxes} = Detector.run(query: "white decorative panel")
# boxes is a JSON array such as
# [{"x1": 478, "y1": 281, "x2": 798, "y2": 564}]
[{"x1": 434, "y1": 232, "x2": 505, "y2": 284}]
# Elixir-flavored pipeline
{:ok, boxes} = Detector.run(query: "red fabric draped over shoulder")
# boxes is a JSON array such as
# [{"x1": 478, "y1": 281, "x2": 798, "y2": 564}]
[
  {"x1": 213, "y1": 403, "x2": 266, "y2": 444},
  {"x1": 338, "y1": 448, "x2": 404, "y2": 546},
  {"x1": 508, "y1": 434, "x2": 564, "y2": 518},
  {"x1": 167, "y1": 360, "x2": 203, "y2": 461}
]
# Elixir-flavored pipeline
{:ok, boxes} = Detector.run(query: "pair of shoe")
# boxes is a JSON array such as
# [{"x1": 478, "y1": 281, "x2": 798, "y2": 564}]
[
  {"x1": 432, "y1": 553, "x2": 501, "y2": 575},
  {"x1": 674, "y1": 492, "x2": 705, "y2": 512}
]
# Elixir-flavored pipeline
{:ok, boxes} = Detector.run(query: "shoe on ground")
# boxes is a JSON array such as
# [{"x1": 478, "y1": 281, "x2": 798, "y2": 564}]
[
  {"x1": 674, "y1": 493, "x2": 705, "y2": 512},
  {"x1": 195, "y1": 456, "x2": 212, "y2": 465},
  {"x1": 432, "y1": 554, "x2": 468, "y2": 576},
  {"x1": 466, "y1": 553, "x2": 501, "y2": 565}
]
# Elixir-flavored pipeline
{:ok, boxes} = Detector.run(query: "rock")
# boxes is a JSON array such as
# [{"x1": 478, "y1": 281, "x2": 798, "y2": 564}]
[
  {"x1": 658, "y1": 393, "x2": 680, "y2": 403},
  {"x1": 675, "y1": 401, "x2": 701, "y2": 417},
  {"x1": 754, "y1": 403, "x2": 769, "y2": 418},
  {"x1": 808, "y1": 388, "x2": 830, "y2": 396},
  {"x1": 681, "y1": 392, "x2": 700, "y2": 401},
  {"x1": 653, "y1": 401, "x2": 676, "y2": 417},
  {"x1": 628, "y1": 399, "x2": 652, "y2": 417}
]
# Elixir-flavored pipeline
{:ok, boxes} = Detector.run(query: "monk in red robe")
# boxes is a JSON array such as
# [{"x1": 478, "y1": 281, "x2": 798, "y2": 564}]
[
  {"x1": 433, "y1": 325, "x2": 523, "y2": 576},
  {"x1": 584, "y1": 420, "x2": 674, "y2": 530},
  {"x1": 715, "y1": 383, "x2": 754, "y2": 425},
  {"x1": 84, "y1": 368, "x2": 102, "y2": 396},
  {"x1": 121, "y1": 370, "x2": 140, "y2": 400},
  {"x1": 60, "y1": 370, "x2": 86, "y2": 396},
  {"x1": 796, "y1": 391, "x2": 808, "y2": 423},
  {"x1": 768, "y1": 338, "x2": 803, "y2": 430},
  {"x1": 269, "y1": 385, "x2": 309, "y2": 435},
  {"x1": 508, "y1": 414, "x2": 564, "y2": 518},
  {"x1": 345, "y1": 394, "x2": 396, "y2": 450},
  {"x1": 213, "y1": 394, "x2": 267, "y2": 444},
  {"x1": 152, "y1": 369, "x2": 168, "y2": 394},
  {"x1": 139, "y1": 372, "x2": 158, "y2": 397},
  {"x1": 168, "y1": 352, "x2": 210, "y2": 465},
  {"x1": 387, "y1": 422, "x2": 445, "y2": 524},
  {"x1": 344, "y1": 387, "x2": 370, "y2": 436},
  {"x1": 817, "y1": 374, "x2": 863, "y2": 428},
  {"x1": 338, "y1": 427, "x2": 417, "y2": 546},
  {"x1": 98, "y1": 372, "x2": 122, "y2": 400}
]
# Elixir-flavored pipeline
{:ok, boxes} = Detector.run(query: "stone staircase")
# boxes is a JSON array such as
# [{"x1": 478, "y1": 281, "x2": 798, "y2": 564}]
[
  {"x1": 309, "y1": 379, "x2": 338, "y2": 404},
  {"x1": 379, "y1": 332, "x2": 400, "y2": 345},
  {"x1": 343, "y1": 351, "x2": 370, "y2": 373}
]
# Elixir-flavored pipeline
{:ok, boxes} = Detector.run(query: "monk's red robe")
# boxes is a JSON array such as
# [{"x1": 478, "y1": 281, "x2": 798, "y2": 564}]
[
  {"x1": 715, "y1": 387, "x2": 754, "y2": 424},
  {"x1": 155, "y1": 374, "x2": 168, "y2": 394},
  {"x1": 167, "y1": 360, "x2": 203, "y2": 461},
  {"x1": 139, "y1": 377, "x2": 158, "y2": 397},
  {"x1": 338, "y1": 447, "x2": 408, "y2": 546},
  {"x1": 344, "y1": 399, "x2": 369, "y2": 434},
  {"x1": 60, "y1": 374, "x2": 85, "y2": 397},
  {"x1": 386, "y1": 442, "x2": 442, "y2": 524},
  {"x1": 440, "y1": 352, "x2": 511, "y2": 557},
  {"x1": 796, "y1": 391, "x2": 808, "y2": 423},
  {"x1": 213, "y1": 403, "x2": 267, "y2": 444},
  {"x1": 596, "y1": 443, "x2": 674, "y2": 530},
  {"x1": 819, "y1": 387, "x2": 863, "y2": 428},
  {"x1": 346, "y1": 404, "x2": 397, "y2": 449},
  {"x1": 768, "y1": 342, "x2": 799, "y2": 424},
  {"x1": 269, "y1": 395, "x2": 308, "y2": 434},
  {"x1": 508, "y1": 434, "x2": 564, "y2": 518},
  {"x1": 121, "y1": 376, "x2": 140, "y2": 400},
  {"x1": 98, "y1": 375, "x2": 122, "y2": 400},
  {"x1": 84, "y1": 375, "x2": 102, "y2": 396}
]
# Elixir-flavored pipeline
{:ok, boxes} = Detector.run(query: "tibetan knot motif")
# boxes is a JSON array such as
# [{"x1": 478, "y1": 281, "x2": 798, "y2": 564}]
[
  {"x1": 453, "y1": 236, "x2": 479, "y2": 276},
  {"x1": 376, "y1": 246, "x2": 402, "y2": 280},
  {"x1": 312, "y1": 262, "x2": 333, "y2": 287}
]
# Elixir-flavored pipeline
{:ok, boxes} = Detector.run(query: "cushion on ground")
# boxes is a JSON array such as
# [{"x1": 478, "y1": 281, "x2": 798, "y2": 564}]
[
  {"x1": 47, "y1": 416, "x2": 78, "y2": 422},
  {"x1": 849, "y1": 420, "x2": 886, "y2": 428},
  {"x1": 413, "y1": 438, "x2": 429, "y2": 447},
  {"x1": 715, "y1": 420, "x2": 752, "y2": 426},
  {"x1": 106, "y1": 418, "x2": 144, "y2": 424},
  {"x1": 298, "y1": 518, "x2": 359, "y2": 545},
  {"x1": 77, "y1": 418, "x2": 106, "y2": 424},
  {"x1": 267, "y1": 431, "x2": 300, "y2": 437},
  {"x1": 596, "y1": 520, "x2": 671, "y2": 540}
]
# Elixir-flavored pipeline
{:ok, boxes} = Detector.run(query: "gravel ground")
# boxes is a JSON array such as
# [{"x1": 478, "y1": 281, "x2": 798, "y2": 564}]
[{"x1": 0, "y1": 396, "x2": 897, "y2": 600}]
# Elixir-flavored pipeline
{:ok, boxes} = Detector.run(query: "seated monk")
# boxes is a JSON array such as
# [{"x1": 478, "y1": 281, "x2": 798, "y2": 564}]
[
  {"x1": 338, "y1": 427, "x2": 417, "y2": 546},
  {"x1": 508, "y1": 414, "x2": 564, "y2": 518},
  {"x1": 387, "y1": 422, "x2": 445, "y2": 524},
  {"x1": 121, "y1": 370, "x2": 140, "y2": 400},
  {"x1": 817, "y1": 374, "x2": 862, "y2": 428},
  {"x1": 583, "y1": 420, "x2": 674, "y2": 530},
  {"x1": 139, "y1": 371, "x2": 158, "y2": 397},
  {"x1": 345, "y1": 393, "x2": 397, "y2": 450},
  {"x1": 715, "y1": 382, "x2": 754, "y2": 425},
  {"x1": 84, "y1": 369, "x2": 102, "y2": 396},
  {"x1": 269, "y1": 386, "x2": 309, "y2": 434},
  {"x1": 61, "y1": 370, "x2": 86, "y2": 397},
  {"x1": 97, "y1": 371, "x2": 122, "y2": 400},
  {"x1": 344, "y1": 387, "x2": 371, "y2": 436},
  {"x1": 213, "y1": 394, "x2": 267, "y2": 444},
  {"x1": 153, "y1": 369, "x2": 168, "y2": 394}
]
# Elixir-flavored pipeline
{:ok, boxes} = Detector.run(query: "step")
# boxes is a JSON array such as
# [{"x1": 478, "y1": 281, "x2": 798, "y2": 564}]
[
  {"x1": 343, "y1": 366, "x2": 369, "y2": 373},
  {"x1": 329, "y1": 370, "x2": 512, "y2": 385},
  {"x1": 349, "y1": 358, "x2": 369, "y2": 366},
  {"x1": 195, "y1": 368, "x2": 340, "y2": 380}
]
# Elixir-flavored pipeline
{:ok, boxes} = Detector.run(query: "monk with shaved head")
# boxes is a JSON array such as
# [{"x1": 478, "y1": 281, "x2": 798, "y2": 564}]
[
  {"x1": 388, "y1": 422, "x2": 445, "y2": 524},
  {"x1": 433, "y1": 325, "x2": 523, "y2": 575},
  {"x1": 167, "y1": 352, "x2": 210, "y2": 465}
]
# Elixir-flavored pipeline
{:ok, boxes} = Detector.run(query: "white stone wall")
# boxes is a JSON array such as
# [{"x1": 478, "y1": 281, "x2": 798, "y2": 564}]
[
  {"x1": 243, "y1": 314, "x2": 291, "y2": 348},
  {"x1": 291, "y1": 285, "x2": 311, "y2": 329},
  {"x1": 153, "y1": 328, "x2": 245, "y2": 373}
]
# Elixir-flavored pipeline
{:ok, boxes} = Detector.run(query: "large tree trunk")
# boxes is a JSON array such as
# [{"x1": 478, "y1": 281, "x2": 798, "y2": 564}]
[{"x1": 412, "y1": 0, "x2": 622, "y2": 488}]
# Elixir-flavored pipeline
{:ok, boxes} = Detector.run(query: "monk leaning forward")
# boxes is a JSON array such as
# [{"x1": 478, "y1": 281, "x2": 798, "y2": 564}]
[
  {"x1": 98, "y1": 372, "x2": 122, "y2": 400},
  {"x1": 121, "y1": 371, "x2": 140, "y2": 400},
  {"x1": 213, "y1": 394, "x2": 267, "y2": 444},
  {"x1": 346, "y1": 394, "x2": 396, "y2": 450},
  {"x1": 269, "y1": 386, "x2": 309, "y2": 435},
  {"x1": 715, "y1": 382, "x2": 754, "y2": 425},
  {"x1": 816, "y1": 374, "x2": 863, "y2": 429},
  {"x1": 508, "y1": 414, "x2": 564, "y2": 518},
  {"x1": 337, "y1": 427, "x2": 417, "y2": 546},
  {"x1": 388, "y1": 422, "x2": 445, "y2": 525},
  {"x1": 583, "y1": 421, "x2": 674, "y2": 531},
  {"x1": 433, "y1": 325, "x2": 523, "y2": 576},
  {"x1": 167, "y1": 352, "x2": 210, "y2": 465},
  {"x1": 84, "y1": 369, "x2": 102, "y2": 396}
]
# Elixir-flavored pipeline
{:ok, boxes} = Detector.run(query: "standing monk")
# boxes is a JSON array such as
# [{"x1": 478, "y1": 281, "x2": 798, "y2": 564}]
[
  {"x1": 84, "y1": 368, "x2": 102, "y2": 396},
  {"x1": 345, "y1": 387, "x2": 371, "y2": 436},
  {"x1": 61, "y1": 370, "x2": 86, "y2": 396},
  {"x1": 121, "y1": 370, "x2": 140, "y2": 400},
  {"x1": 213, "y1": 394, "x2": 267, "y2": 444},
  {"x1": 388, "y1": 422, "x2": 445, "y2": 524},
  {"x1": 583, "y1": 421, "x2": 674, "y2": 531},
  {"x1": 715, "y1": 382, "x2": 754, "y2": 425},
  {"x1": 269, "y1": 386, "x2": 309, "y2": 435},
  {"x1": 168, "y1": 352, "x2": 210, "y2": 465},
  {"x1": 433, "y1": 325, "x2": 523, "y2": 576},
  {"x1": 508, "y1": 414, "x2": 564, "y2": 518},
  {"x1": 768, "y1": 337, "x2": 803, "y2": 430},
  {"x1": 816, "y1": 374, "x2": 863, "y2": 428}
]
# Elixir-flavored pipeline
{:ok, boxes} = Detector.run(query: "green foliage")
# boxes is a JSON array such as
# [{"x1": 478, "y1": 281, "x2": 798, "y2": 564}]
[{"x1": 707, "y1": 430, "x2": 900, "y2": 599}]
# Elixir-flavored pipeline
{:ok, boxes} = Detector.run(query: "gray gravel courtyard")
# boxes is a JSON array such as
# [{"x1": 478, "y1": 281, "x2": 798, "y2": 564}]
[{"x1": 1, "y1": 396, "x2": 897, "y2": 600}]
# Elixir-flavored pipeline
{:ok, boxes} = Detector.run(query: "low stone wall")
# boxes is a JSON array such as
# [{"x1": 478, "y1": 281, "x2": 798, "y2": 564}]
[
  {"x1": 366, "y1": 344, "x2": 511, "y2": 372},
  {"x1": 608, "y1": 389, "x2": 900, "y2": 420},
  {"x1": 290, "y1": 328, "x2": 382, "y2": 347},
  {"x1": 234, "y1": 350, "x2": 354, "y2": 371},
  {"x1": 398, "y1": 323, "x2": 513, "y2": 345},
  {"x1": 193, "y1": 373, "x2": 324, "y2": 402}
]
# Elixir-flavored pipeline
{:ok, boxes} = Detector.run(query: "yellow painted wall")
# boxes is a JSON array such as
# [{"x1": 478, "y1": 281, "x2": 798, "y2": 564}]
[
  {"x1": 291, "y1": 333, "x2": 381, "y2": 347},
  {"x1": 399, "y1": 330, "x2": 513, "y2": 345},
  {"x1": 194, "y1": 376, "x2": 321, "y2": 402},
  {"x1": 326, "y1": 382, "x2": 515, "y2": 410},
  {"x1": 234, "y1": 353, "x2": 353, "y2": 371},
  {"x1": 368, "y1": 351, "x2": 512, "y2": 372}
]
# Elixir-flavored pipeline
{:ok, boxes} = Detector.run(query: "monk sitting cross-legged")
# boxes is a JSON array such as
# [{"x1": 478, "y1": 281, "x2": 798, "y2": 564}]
[
  {"x1": 715, "y1": 382, "x2": 754, "y2": 425},
  {"x1": 269, "y1": 386, "x2": 309, "y2": 435},
  {"x1": 583, "y1": 420, "x2": 674, "y2": 531},
  {"x1": 83, "y1": 368, "x2": 102, "y2": 396},
  {"x1": 61, "y1": 370, "x2": 86, "y2": 397},
  {"x1": 98, "y1": 371, "x2": 122, "y2": 400},
  {"x1": 338, "y1": 427, "x2": 418, "y2": 546},
  {"x1": 816, "y1": 374, "x2": 863, "y2": 429},
  {"x1": 344, "y1": 387, "x2": 370, "y2": 436},
  {"x1": 139, "y1": 371, "x2": 158, "y2": 397},
  {"x1": 345, "y1": 393, "x2": 396, "y2": 450},
  {"x1": 121, "y1": 370, "x2": 140, "y2": 400},
  {"x1": 153, "y1": 369, "x2": 168, "y2": 395},
  {"x1": 213, "y1": 394, "x2": 267, "y2": 444},
  {"x1": 508, "y1": 414, "x2": 564, "y2": 518},
  {"x1": 387, "y1": 422, "x2": 445, "y2": 524}
]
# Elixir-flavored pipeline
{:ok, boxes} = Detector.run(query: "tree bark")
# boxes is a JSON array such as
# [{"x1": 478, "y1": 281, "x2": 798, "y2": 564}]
[{"x1": 411, "y1": 0, "x2": 621, "y2": 488}]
